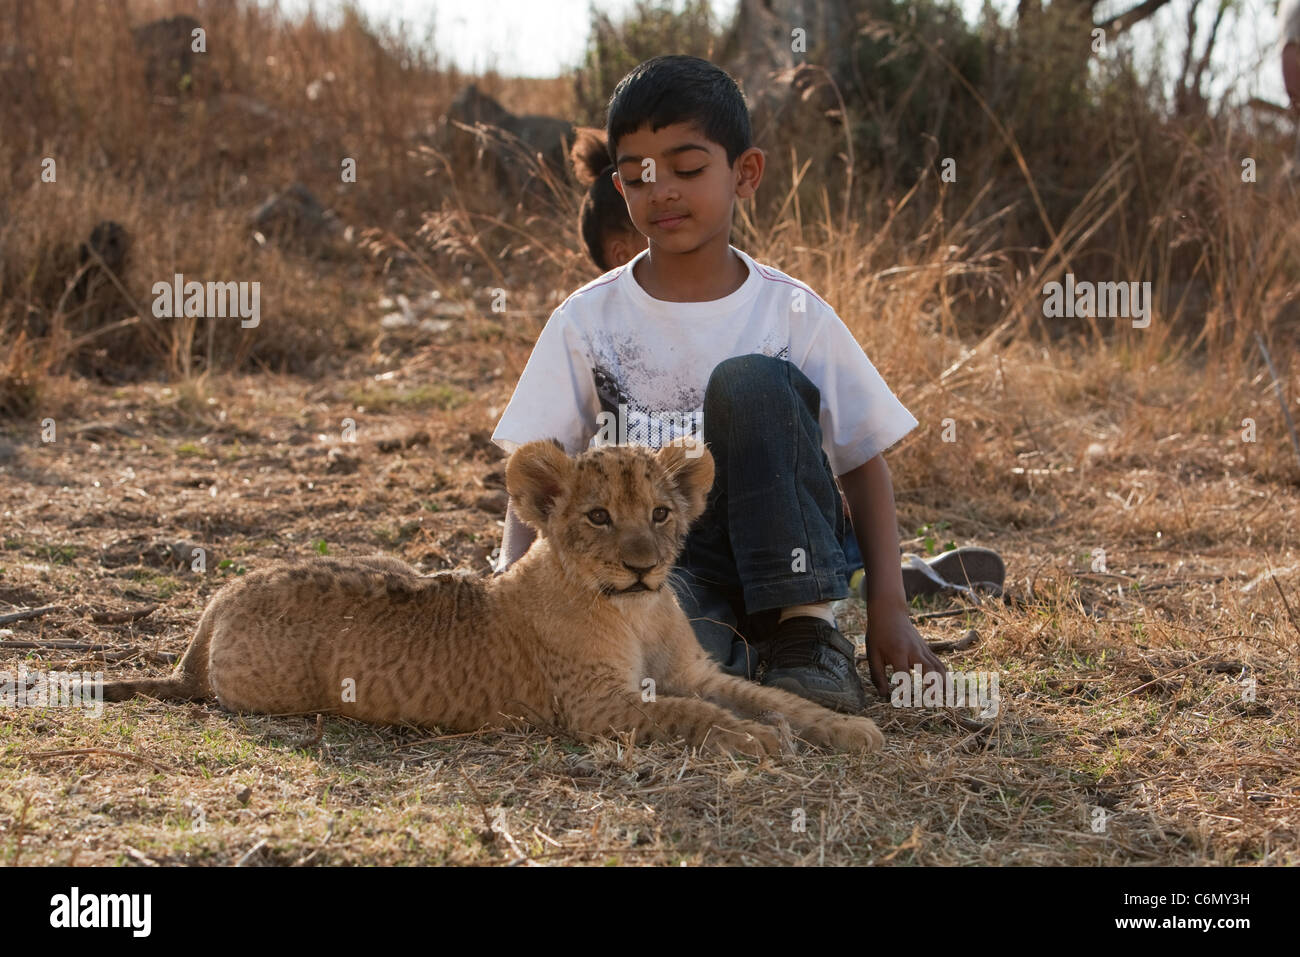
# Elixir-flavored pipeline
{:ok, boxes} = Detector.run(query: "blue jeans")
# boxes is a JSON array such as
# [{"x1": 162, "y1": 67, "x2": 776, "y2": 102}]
[{"x1": 668, "y1": 354, "x2": 854, "y2": 679}]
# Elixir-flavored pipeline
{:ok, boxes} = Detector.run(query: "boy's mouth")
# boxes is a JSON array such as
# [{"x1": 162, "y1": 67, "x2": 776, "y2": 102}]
[{"x1": 650, "y1": 212, "x2": 688, "y2": 230}]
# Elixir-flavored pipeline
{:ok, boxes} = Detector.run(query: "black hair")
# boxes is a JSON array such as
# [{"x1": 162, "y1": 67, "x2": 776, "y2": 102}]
[
  {"x1": 605, "y1": 55, "x2": 752, "y2": 168},
  {"x1": 570, "y1": 126, "x2": 636, "y2": 272}
]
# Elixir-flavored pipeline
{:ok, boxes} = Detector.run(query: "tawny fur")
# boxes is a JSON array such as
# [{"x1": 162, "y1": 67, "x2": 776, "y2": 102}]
[{"x1": 100, "y1": 441, "x2": 884, "y2": 758}]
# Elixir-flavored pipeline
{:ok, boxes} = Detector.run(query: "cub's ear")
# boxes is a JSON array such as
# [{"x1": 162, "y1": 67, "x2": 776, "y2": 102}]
[
  {"x1": 656, "y1": 440, "x2": 714, "y2": 526},
  {"x1": 506, "y1": 439, "x2": 574, "y2": 532}
]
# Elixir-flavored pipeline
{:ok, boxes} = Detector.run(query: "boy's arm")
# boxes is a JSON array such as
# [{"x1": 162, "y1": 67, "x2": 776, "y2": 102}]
[{"x1": 838, "y1": 453, "x2": 946, "y2": 696}]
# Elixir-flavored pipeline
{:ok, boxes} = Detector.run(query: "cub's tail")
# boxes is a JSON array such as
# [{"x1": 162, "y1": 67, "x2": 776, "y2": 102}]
[{"x1": 101, "y1": 602, "x2": 217, "y2": 702}]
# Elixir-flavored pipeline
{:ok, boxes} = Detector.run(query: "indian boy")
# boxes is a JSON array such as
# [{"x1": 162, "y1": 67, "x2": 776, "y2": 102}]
[{"x1": 492, "y1": 55, "x2": 946, "y2": 712}]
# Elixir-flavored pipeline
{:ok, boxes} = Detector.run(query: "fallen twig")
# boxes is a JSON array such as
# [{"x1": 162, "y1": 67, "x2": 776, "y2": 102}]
[
  {"x1": 1, "y1": 640, "x2": 177, "y2": 666},
  {"x1": 1, "y1": 640, "x2": 113, "y2": 652},
  {"x1": 236, "y1": 838, "x2": 269, "y2": 867},
  {"x1": 912, "y1": 608, "x2": 967, "y2": 621},
  {"x1": 927, "y1": 630, "x2": 981, "y2": 653},
  {"x1": 290, "y1": 713, "x2": 325, "y2": 749},
  {"x1": 0, "y1": 606, "x2": 60, "y2": 626},
  {"x1": 1267, "y1": 568, "x2": 1300, "y2": 650},
  {"x1": 122, "y1": 845, "x2": 160, "y2": 866},
  {"x1": 457, "y1": 767, "x2": 498, "y2": 837},
  {"x1": 65, "y1": 649, "x2": 178, "y2": 668},
  {"x1": 20, "y1": 747, "x2": 173, "y2": 775},
  {"x1": 88, "y1": 604, "x2": 159, "y2": 625},
  {"x1": 1100, "y1": 655, "x2": 1218, "y2": 705}
]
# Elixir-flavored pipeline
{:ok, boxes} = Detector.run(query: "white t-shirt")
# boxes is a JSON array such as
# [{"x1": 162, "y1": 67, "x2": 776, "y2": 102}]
[{"x1": 491, "y1": 246, "x2": 917, "y2": 477}]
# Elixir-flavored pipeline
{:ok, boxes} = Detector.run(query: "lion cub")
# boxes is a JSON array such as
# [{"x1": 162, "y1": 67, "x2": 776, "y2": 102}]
[{"x1": 101, "y1": 441, "x2": 883, "y2": 758}]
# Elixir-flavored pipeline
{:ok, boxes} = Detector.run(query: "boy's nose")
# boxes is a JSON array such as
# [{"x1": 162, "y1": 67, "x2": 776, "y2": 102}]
[{"x1": 647, "y1": 179, "x2": 679, "y2": 204}]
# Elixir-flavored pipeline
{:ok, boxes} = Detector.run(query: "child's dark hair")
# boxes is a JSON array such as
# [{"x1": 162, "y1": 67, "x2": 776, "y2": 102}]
[
  {"x1": 571, "y1": 126, "x2": 634, "y2": 272},
  {"x1": 605, "y1": 56, "x2": 752, "y2": 166}
]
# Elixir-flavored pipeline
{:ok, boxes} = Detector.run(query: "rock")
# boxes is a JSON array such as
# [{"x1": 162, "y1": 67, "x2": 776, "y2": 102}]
[
  {"x1": 445, "y1": 84, "x2": 576, "y2": 202},
  {"x1": 376, "y1": 431, "x2": 430, "y2": 453},
  {"x1": 250, "y1": 183, "x2": 339, "y2": 250},
  {"x1": 74, "y1": 221, "x2": 130, "y2": 302},
  {"x1": 326, "y1": 447, "x2": 359, "y2": 474},
  {"x1": 169, "y1": 541, "x2": 209, "y2": 571},
  {"x1": 79, "y1": 221, "x2": 129, "y2": 274},
  {"x1": 448, "y1": 83, "x2": 514, "y2": 128},
  {"x1": 131, "y1": 14, "x2": 208, "y2": 96}
]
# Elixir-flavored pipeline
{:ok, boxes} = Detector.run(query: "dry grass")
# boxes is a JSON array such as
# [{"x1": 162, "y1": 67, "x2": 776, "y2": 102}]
[
  {"x1": 2, "y1": 312, "x2": 1297, "y2": 866},
  {"x1": 1, "y1": 0, "x2": 1299, "y2": 866}
]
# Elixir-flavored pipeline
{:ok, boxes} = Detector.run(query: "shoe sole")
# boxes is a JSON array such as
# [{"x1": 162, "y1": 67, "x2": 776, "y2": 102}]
[{"x1": 864, "y1": 546, "x2": 1006, "y2": 600}]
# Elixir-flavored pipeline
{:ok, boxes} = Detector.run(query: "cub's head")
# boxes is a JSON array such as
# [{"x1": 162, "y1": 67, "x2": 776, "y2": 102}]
[{"x1": 505, "y1": 440, "x2": 714, "y2": 597}]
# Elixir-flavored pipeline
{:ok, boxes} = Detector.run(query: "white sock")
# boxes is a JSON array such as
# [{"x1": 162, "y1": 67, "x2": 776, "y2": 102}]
[{"x1": 778, "y1": 602, "x2": 836, "y2": 627}]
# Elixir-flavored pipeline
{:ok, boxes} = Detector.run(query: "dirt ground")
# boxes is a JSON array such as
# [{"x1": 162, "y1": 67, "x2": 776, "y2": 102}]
[{"x1": 1, "y1": 313, "x2": 1298, "y2": 867}]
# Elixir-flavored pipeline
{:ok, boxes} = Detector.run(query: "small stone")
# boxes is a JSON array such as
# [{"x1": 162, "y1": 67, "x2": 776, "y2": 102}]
[{"x1": 326, "y1": 447, "x2": 359, "y2": 474}]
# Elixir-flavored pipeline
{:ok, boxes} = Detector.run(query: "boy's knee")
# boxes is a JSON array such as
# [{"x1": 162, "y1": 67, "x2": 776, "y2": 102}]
[
  {"x1": 704, "y1": 353, "x2": 819, "y2": 422},
  {"x1": 704, "y1": 354, "x2": 789, "y2": 410}
]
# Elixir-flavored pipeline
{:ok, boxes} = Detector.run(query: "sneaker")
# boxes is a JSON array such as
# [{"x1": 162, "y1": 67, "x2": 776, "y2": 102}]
[{"x1": 760, "y1": 616, "x2": 868, "y2": 714}]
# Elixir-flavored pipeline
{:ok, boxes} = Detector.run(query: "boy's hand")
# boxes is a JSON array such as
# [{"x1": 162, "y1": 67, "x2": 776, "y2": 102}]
[{"x1": 864, "y1": 600, "x2": 946, "y2": 699}]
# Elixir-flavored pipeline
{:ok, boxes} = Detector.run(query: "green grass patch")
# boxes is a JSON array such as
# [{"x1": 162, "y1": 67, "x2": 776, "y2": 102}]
[{"x1": 347, "y1": 383, "x2": 468, "y2": 412}]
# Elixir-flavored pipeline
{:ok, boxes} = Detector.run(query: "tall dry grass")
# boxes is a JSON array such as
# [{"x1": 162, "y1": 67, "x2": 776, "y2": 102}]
[
  {"x1": 1, "y1": 0, "x2": 1298, "y2": 465},
  {"x1": 0, "y1": 0, "x2": 469, "y2": 407}
]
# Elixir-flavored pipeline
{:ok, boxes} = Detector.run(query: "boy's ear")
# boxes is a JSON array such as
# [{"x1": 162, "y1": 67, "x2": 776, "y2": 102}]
[
  {"x1": 611, "y1": 167, "x2": 624, "y2": 198},
  {"x1": 506, "y1": 439, "x2": 574, "y2": 533},
  {"x1": 734, "y1": 146, "x2": 765, "y2": 200},
  {"x1": 656, "y1": 441, "x2": 715, "y2": 526}
]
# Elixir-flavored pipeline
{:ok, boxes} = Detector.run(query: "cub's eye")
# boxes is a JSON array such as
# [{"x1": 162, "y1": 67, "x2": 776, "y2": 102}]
[
  {"x1": 586, "y1": 508, "x2": 611, "y2": 526},
  {"x1": 652, "y1": 506, "x2": 670, "y2": 523}
]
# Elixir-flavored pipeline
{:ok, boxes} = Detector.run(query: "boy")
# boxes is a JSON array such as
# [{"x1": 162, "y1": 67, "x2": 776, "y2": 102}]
[
  {"x1": 570, "y1": 122, "x2": 883, "y2": 588},
  {"x1": 491, "y1": 55, "x2": 945, "y2": 712}
]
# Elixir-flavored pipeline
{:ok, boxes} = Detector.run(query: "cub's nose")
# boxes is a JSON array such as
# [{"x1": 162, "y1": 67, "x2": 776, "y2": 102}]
[{"x1": 622, "y1": 561, "x2": 656, "y2": 577}]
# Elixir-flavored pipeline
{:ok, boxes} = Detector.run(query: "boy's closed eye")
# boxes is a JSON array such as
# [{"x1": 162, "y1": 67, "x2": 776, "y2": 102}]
[{"x1": 620, "y1": 166, "x2": 707, "y2": 187}]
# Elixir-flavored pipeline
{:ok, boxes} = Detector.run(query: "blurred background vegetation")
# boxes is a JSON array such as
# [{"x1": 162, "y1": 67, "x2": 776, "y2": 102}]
[{"x1": 0, "y1": 0, "x2": 1296, "y2": 417}]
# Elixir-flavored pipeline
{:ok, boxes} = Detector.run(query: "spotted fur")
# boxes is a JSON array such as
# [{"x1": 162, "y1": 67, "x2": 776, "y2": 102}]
[{"x1": 100, "y1": 441, "x2": 883, "y2": 757}]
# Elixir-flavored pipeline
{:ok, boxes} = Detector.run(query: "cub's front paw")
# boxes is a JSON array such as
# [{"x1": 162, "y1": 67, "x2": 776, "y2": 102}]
[
  {"x1": 700, "y1": 721, "x2": 783, "y2": 758},
  {"x1": 754, "y1": 710, "x2": 798, "y2": 754},
  {"x1": 806, "y1": 716, "x2": 884, "y2": 753}
]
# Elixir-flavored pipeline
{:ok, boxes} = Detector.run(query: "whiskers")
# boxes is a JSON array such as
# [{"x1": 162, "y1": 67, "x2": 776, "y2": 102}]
[{"x1": 662, "y1": 565, "x2": 692, "y2": 598}]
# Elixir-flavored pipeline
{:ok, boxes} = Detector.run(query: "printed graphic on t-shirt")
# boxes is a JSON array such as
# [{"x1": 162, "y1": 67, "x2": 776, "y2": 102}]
[{"x1": 590, "y1": 340, "x2": 789, "y2": 449}]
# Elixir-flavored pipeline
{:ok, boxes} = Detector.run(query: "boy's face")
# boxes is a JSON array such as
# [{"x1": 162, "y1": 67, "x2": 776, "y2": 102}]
[{"x1": 611, "y1": 122, "x2": 763, "y2": 256}]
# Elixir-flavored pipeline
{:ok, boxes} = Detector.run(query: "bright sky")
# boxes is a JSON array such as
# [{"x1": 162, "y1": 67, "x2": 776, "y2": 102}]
[{"x1": 261, "y1": 0, "x2": 1293, "y2": 107}]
